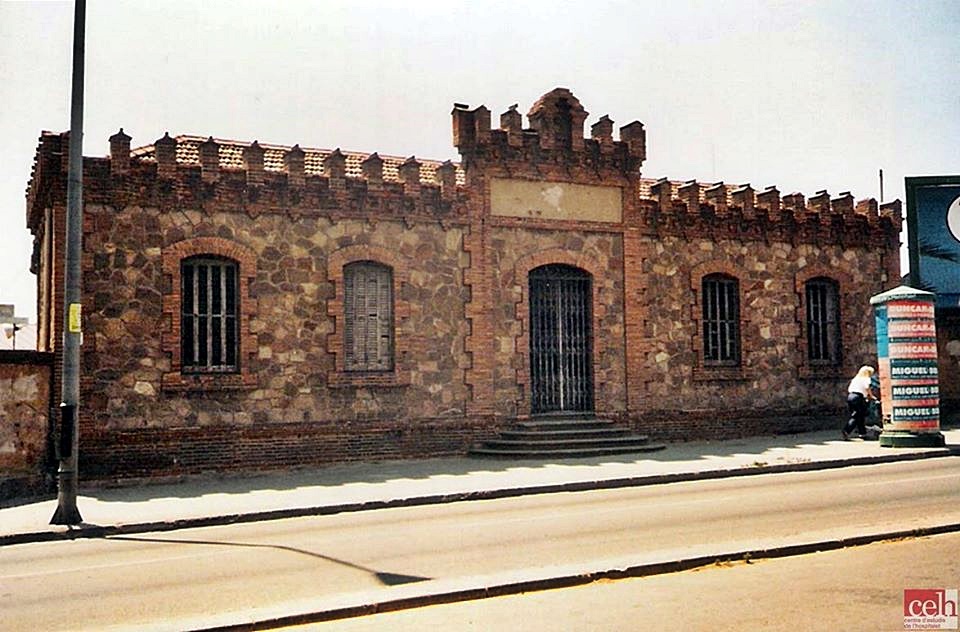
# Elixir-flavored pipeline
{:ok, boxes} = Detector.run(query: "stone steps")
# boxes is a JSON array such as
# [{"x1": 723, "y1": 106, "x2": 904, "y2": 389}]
[
  {"x1": 513, "y1": 419, "x2": 622, "y2": 432},
  {"x1": 499, "y1": 428, "x2": 632, "y2": 440},
  {"x1": 470, "y1": 415, "x2": 665, "y2": 459}
]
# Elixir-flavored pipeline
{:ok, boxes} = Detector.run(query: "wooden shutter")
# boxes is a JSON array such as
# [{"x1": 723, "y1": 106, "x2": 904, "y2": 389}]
[
  {"x1": 376, "y1": 267, "x2": 393, "y2": 369},
  {"x1": 344, "y1": 271, "x2": 357, "y2": 368},
  {"x1": 344, "y1": 262, "x2": 393, "y2": 371}
]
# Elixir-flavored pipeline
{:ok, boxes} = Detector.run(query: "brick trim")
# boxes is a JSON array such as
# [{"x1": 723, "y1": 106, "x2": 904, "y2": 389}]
[
  {"x1": 326, "y1": 244, "x2": 410, "y2": 387},
  {"x1": 795, "y1": 266, "x2": 853, "y2": 379},
  {"x1": 623, "y1": 230, "x2": 650, "y2": 410},
  {"x1": 511, "y1": 248, "x2": 608, "y2": 416},
  {"x1": 489, "y1": 215, "x2": 624, "y2": 234},
  {"x1": 161, "y1": 237, "x2": 258, "y2": 391},
  {"x1": 690, "y1": 260, "x2": 753, "y2": 381}
]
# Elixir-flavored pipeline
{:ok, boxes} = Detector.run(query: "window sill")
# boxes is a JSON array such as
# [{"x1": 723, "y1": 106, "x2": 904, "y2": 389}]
[
  {"x1": 327, "y1": 370, "x2": 410, "y2": 388},
  {"x1": 692, "y1": 366, "x2": 752, "y2": 382},
  {"x1": 162, "y1": 372, "x2": 256, "y2": 393},
  {"x1": 798, "y1": 365, "x2": 846, "y2": 380}
]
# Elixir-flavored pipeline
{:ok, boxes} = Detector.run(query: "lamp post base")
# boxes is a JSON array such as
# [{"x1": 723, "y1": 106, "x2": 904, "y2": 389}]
[
  {"x1": 50, "y1": 468, "x2": 83, "y2": 525},
  {"x1": 50, "y1": 503, "x2": 83, "y2": 526}
]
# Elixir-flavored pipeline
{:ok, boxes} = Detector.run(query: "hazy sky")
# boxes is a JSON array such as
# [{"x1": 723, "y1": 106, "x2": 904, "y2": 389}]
[{"x1": 1, "y1": 0, "x2": 958, "y2": 322}]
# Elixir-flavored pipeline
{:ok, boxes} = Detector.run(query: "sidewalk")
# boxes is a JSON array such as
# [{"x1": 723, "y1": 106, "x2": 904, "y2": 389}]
[{"x1": 3, "y1": 427, "x2": 959, "y2": 546}]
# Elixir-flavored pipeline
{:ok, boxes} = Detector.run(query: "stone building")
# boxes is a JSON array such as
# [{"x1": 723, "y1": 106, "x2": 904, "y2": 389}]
[
  {"x1": 0, "y1": 351, "x2": 52, "y2": 497},
  {"x1": 24, "y1": 88, "x2": 902, "y2": 481}
]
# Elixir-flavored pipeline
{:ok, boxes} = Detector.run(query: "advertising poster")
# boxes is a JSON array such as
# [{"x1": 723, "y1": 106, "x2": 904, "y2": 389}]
[{"x1": 907, "y1": 176, "x2": 960, "y2": 309}]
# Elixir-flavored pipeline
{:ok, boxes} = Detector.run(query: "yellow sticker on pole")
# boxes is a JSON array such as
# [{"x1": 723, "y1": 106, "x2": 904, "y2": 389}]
[{"x1": 68, "y1": 303, "x2": 82, "y2": 333}]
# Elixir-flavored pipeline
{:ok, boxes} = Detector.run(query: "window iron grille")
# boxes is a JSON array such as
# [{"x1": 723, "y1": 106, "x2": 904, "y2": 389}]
[
  {"x1": 806, "y1": 277, "x2": 840, "y2": 364},
  {"x1": 529, "y1": 265, "x2": 593, "y2": 414},
  {"x1": 702, "y1": 274, "x2": 740, "y2": 365},
  {"x1": 181, "y1": 257, "x2": 238, "y2": 372}
]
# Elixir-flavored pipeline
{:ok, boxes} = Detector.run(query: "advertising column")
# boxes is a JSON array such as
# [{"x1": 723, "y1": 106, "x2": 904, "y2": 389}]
[{"x1": 870, "y1": 285, "x2": 945, "y2": 447}]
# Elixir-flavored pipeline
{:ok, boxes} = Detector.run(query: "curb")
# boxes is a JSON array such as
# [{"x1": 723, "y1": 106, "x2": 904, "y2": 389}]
[
  {"x1": 2, "y1": 447, "x2": 956, "y2": 548},
  {"x1": 190, "y1": 521, "x2": 960, "y2": 631}
]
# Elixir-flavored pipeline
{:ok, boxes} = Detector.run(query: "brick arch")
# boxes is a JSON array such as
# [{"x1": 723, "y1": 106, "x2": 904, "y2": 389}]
[
  {"x1": 795, "y1": 264, "x2": 855, "y2": 378},
  {"x1": 327, "y1": 244, "x2": 406, "y2": 279},
  {"x1": 511, "y1": 249, "x2": 606, "y2": 416},
  {"x1": 689, "y1": 259, "x2": 750, "y2": 380},
  {"x1": 163, "y1": 237, "x2": 258, "y2": 273},
  {"x1": 161, "y1": 236, "x2": 259, "y2": 391},
  {"x1": 689, "y1": 259, "x2": 746, "y2": 288},
  {"x1": 794, "y1": 264, "x2": 853, "y2": 294},
  {"x1": 326, "y1": 244, "x2": 410, "y2": 386}
]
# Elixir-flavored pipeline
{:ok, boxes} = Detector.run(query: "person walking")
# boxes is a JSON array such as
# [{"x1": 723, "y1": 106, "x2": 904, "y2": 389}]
[{"x1": 843, "y1": 365, "x2": 876, "y2": 440}]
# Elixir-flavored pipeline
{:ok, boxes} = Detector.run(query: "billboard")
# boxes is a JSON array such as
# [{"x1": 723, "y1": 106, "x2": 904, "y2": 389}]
[{"x1": 906, "y1": 175, "x2": 960, "y2": 310}]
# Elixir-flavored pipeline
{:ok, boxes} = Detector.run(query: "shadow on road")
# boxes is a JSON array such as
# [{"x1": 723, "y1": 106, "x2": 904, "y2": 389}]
[{"x1": 107, "y1": 535, "x2": 431, "y2": 586}]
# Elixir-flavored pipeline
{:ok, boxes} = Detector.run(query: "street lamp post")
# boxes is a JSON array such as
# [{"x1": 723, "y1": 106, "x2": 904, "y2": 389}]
[{"x1": 51, "y1": 0, "x2": 86, "y2": 525}]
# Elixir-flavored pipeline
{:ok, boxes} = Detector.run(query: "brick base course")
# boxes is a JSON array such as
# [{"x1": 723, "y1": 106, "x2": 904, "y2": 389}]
[
  {"x1": 628, "y1": 408, "x2": 842, "y2": 441},
  {"x1": 79, "y1": 417, "x2": 498, "y2": 482}
]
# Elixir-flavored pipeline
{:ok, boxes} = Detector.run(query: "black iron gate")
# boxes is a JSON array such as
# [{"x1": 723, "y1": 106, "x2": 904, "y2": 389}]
[{"x1": 529, "y1": 265, "x2": 593, "y2": 414}]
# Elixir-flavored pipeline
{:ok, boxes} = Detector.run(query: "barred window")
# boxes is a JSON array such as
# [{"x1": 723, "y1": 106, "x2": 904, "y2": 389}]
[
  {"x1": 702, "y1": 274, "x2": 740, "y2": 365},
  {"x1": 344, "y1": 261, "x2": 394, "y2": 371},
  {"x1": 806, "y1": 277, "x2": 841, "y2": 364},
  {"x1": 181, "y1": 257, "x2": 238, "y2": 373}
]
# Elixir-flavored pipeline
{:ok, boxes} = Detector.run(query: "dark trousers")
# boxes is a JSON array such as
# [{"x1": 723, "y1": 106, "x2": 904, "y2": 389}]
[{"x1": 844, "y1": 392, "x2": 868, "y2": 436}]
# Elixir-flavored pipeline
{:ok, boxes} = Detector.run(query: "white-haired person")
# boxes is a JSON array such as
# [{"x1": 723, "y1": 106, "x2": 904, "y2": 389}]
[{"x1": 842, "y1": 365, "x2": 877, "y2": 440}]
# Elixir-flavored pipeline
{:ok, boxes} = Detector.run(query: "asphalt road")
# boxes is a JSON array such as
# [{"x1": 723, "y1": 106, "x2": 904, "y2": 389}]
[
  {"x1": 2, "y1": 458, "x2": 959, "y2": 631},
  {"x1": 305, "y1": 531, "x2": 960, "y2": 632}
]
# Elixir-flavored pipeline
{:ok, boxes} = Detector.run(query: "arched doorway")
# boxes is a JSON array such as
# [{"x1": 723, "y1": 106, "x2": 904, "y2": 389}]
[{"x1": 529, "y1": 264, "x2": 593, "y2": 414}]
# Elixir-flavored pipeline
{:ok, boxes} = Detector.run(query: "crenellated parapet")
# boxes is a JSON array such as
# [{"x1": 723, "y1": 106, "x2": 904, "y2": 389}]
[
  {"x1": 25, "y1": 131, "x2": 104, "y2": 234},
  {"x1": 452, "y1": 87, "x2": 647, "y2": 178},
  {"x1": 634, "y1": 177, "x2": 902, "y2": 247},
  {"x1": 26, "y1": 130, "x2": 467, "y2": 229},
  {"x1": 26, "y1": 132, "x2": 66, "y2": 232},
  {"x1": 25, "y1": 89, "x2": 904, "y2": 256}
]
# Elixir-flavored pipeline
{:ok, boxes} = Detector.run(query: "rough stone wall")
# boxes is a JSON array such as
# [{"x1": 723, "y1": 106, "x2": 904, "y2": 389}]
[
  {"x1": 71, "y1": 203, "x2": 476, "y2": 480},
  {"x1": 490, "y1": 227, "x2": 626, "y2": 418},
  {"x1": 0, "y1": 353, "x2": 52, "y2": 500},
  {"x1": 25, "y1": 131, "x2": 481, "y2": 480},
  {"x1": 81, "y1": 205, "x2": 469, "y2": 430},
  {"x1": 632, "y1": 236, "x2": 887, "y2": 438},
  {"x1": 452, "y1": 89, "x2": 644, "y2": 424}
]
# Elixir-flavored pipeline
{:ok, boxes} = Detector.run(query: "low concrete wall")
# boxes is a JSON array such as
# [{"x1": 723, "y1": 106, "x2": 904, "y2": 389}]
[{"x1": 0, "y1": 351, "x2": 53, "y2": 501}]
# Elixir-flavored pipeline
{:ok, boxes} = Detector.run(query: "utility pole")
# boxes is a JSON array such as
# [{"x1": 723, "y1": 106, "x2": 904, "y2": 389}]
[{"x1": 51, "y1": 0, "x2": 86, "y2": 525}]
